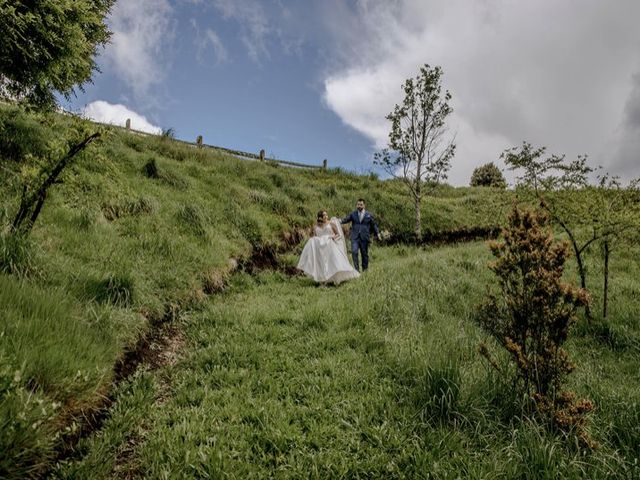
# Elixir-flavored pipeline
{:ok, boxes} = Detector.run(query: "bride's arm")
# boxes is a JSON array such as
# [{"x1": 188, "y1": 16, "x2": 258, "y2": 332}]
[{"x1": 330, "y1": 222, "x2": 339, "y2": 239}]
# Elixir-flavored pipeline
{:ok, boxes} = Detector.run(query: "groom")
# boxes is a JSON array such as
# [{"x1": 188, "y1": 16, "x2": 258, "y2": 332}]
[{"x1": 341, "y1": 198, "x2": 380, "y2": 271}]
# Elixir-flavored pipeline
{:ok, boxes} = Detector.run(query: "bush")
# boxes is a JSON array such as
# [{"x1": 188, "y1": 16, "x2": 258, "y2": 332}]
[
  {"x1": 143, "y1": 158, "x2": 159, "y2": 179},
  {"x1": 470, "y1": 162, "x2": 507, "y2": 188},
  {"x1": 475, "y1": 205, "x2": 593, "y2": 444}
]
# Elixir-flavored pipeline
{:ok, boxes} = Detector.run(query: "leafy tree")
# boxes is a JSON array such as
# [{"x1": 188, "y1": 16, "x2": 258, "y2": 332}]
[
  {"x1": 476, "y1": 205, "x2": 593, "y2": 444},
  {"x1": 503, "y1": 142, "x2": 640, "y2": 320},
  {"x1": 374, "y1": 64, "x2": 455, "y2": 242},
  {"x1": 161, "y1": 127, "x2": 176, "y2": 140},
  {"x1": 591, "y1": 175, "x2": 640, "y2": 319},
  {"x1": 470, "y1": 162, "x2": 507, "y2": 188},
  {"x1": 0, "y1": 0, "x2": 114, "y2": 108},
  {"x1": 503, "y1": 142, "x2": 596, "y2": 317}
]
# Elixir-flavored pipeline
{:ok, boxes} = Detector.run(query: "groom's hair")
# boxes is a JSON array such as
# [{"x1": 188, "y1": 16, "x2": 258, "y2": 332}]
[{"x1": 357, "y1": 198, "x2": 365, "y2": 203}]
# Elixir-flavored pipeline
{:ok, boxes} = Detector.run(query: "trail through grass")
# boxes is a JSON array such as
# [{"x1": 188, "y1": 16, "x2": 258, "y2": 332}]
[
  {"x1": 2, "y1": 104, "x2": 638, "y2": 477},
  {"x1": 1, "y1": 103, "x2": 515, "y2": 477},
  {"x1": 56, "y1": 244, "x2": 640, "y2": 478}
]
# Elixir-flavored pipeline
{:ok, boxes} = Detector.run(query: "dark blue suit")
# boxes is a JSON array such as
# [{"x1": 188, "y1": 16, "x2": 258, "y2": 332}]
[{"x1": 341, "y1": 210, "x2": 380, "y2": 271}]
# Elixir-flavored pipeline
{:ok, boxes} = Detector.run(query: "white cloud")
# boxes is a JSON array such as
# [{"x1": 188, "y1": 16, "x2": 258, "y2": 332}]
[
  {"x1": 322, "y1": 0, "x2": 640, "y2": 185},
  {"x1": 82, "y1": 101, "x2": 162, "y2": 135},
  {"x1": 325, "y1": 67, "x2": 400, "y2": 149},
  {"x1": 105, "y1": 0, "x2": 174, "y2": 98},
  {"x1": 204, "y1": 29, "x2": 229, "y2": 64},
  {"x1": 210, "y1": 0, "x2": 270, "y2": 62},
  {"x1": 190, "y1": 0, "x2": 310, "y2": 62},
  {"x1": 191, "y1": 18, "x2": 229, "y2": 65}
]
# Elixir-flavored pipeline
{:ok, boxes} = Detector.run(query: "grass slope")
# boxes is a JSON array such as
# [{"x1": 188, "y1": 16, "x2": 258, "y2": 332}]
[
  {"x1": 0, "y1": 105, "x2": 512, "y2": 476},
  {"x1": 2, "y1": 104, "x2": 637, "y2": 477},
  {"x1": 56, "y1": 244, "x2": 640, "y2": 478}
]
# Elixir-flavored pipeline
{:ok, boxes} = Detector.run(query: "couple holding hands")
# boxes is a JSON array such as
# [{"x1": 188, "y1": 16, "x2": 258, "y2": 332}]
[{"x1": 297, "y1": 198, "x2": 380, "y2": 284}]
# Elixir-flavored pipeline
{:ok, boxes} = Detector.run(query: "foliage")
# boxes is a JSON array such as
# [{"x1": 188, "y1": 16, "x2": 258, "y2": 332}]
[
  {"x1": 470, "y1": 162, "x2": 507, "y2": 188},
  {"x1": 160, "y1": 127, "x2": 176, "y2": 140},
  {"x1": 56, "y1": 244, "x2": 640, "y2": 478},
  {"x1": 476, "y1": 205, "x2": 593, "y2": 443},
  {"x1": 503, "y1": 141, "x2": 640, "y2": 319},
  {"x1": 590, "y1": 174, "x2": 640, "y2": 318},
  {"x1": 12, "y1": 104, "x2": 640, "y2": 476},
  {"x1": 374, "y1": 64, "x2": 456, "y2": 241},
  {"x1": 0, "y1": 0, "x2": 114, "y2": 108},
  {"x1": 0, "y1": 106, "x2": 102, "y2": 236},
  {"x1": 503, "y1": 142, "x2": 593, "y2": 316}
]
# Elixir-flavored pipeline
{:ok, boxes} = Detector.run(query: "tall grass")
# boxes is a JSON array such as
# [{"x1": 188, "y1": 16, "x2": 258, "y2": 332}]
[
  {"x1": 2, "y1": 103, "x2": 636, "y2": 476},
  {"x1": 57, "y1": 244, "x2": 640, "y2": 478},
  {"x1": 0, "y1": 233, "x2": 34, "y2": 275},
  {"x1": 0, "y1": 274, "x2": 140, "y2": 477}
]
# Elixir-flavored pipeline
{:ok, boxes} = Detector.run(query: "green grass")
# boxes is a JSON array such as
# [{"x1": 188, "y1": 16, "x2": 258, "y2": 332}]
[
  {"x1": 0, "y1": 274, "x2": 142, "y2": 478},
  {"x1": 0, "y1": 104, "x2": 512, "y2": 476},
  {"x1": 1, "y1": 103, "x2": 638, "y2": 477},
  {"x1": 55, "y1": 244, "x2": 640, "y2": 478}
]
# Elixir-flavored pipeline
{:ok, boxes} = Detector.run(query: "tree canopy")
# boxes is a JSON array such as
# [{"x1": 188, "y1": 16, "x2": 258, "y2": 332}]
[
  {"x1": 470, "y1": 162, "x2": 507, "y2": 188},
  {"x1": 502, "y1": 141, "x2": 640, "y2": 320},
  {"x1": 0, "y1": 0, "x2": 114, "y2": 108},
  {"x1": 374, "y1": 64, "x2": 455, "y2": 241}
]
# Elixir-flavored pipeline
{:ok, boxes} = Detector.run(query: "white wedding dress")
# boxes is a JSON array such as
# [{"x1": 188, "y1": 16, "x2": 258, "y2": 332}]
[{"x1": 297, "y1": 217, "x2": 360, "y2": 284}]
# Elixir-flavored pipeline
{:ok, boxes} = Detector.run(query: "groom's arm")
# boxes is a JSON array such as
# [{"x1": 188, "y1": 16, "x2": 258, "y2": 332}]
[
  {"x1": 370, "y1": 215, "x2": 380, "y2": 240},
  {"x1": 341, "y1": 213, "x2": 352, "y2": 224}
]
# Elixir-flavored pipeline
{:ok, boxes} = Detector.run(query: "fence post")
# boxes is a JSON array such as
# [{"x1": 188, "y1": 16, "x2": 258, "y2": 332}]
[
  {"x1": 125, "y1": 118, "x2": 131, "y2": 129},
  {"x1": 322, "y1": 159, "x2": 328, "y2": 170},
  {"x1": 259, "y1": 149, "x2": 265, "y2": 161},
  {"x1": 196, "y1": 135, "x2": 203, "y2": 148}
]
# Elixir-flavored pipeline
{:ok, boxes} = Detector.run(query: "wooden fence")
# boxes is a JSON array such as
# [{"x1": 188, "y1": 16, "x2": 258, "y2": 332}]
[
  {"x1": 113, "y1": 118, "x2": 327, "y2": 171},
  {"x1": 0, "y1": 101, "x2": 327, "y2": 171}
]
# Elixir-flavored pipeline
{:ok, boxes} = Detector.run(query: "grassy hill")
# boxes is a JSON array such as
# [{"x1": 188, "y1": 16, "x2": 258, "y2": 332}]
[
  {"x1": 57, "y1": 243, "x2": 640, "y2": 478},
  {"x1": 1, "y1": 104, "x2": 638, "y2": 478}
]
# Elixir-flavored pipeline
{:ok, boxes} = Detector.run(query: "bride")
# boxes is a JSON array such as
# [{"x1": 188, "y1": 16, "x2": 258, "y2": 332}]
[{"x1": 297, "y1": 210, "x2": 360, "y2": 284}]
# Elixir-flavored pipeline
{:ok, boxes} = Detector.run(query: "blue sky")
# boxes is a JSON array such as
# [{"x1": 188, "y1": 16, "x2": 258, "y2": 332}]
[{"x1": 63, "y1": 0, "x2": 640, "y2": 185}]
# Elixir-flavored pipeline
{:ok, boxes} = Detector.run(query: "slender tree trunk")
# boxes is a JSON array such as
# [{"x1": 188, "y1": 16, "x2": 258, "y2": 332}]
[
  {"x1": 10, "y1": 132, "x2": 100, "y2": 235},
  {"x1": 414, "y1": 184, "x2": 422, "y2": 243},
  {"x1": 539, "y1": 198, "x2": 593, "y2": 318},
  {"x1": 555, "y1": 216, "x2": 592, "y2": 320},
  {"x1": 574, "y1": 249, "x2": 591, "y2": 320},
  {"x1": 603, "y1": 239, "x2": 610, "y2": 320}
]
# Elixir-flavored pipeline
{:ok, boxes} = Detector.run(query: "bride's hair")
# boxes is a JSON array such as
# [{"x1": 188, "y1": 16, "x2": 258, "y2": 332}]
[{"x1": 316, "y1": 210, "x2": 326, "y2": 222}]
